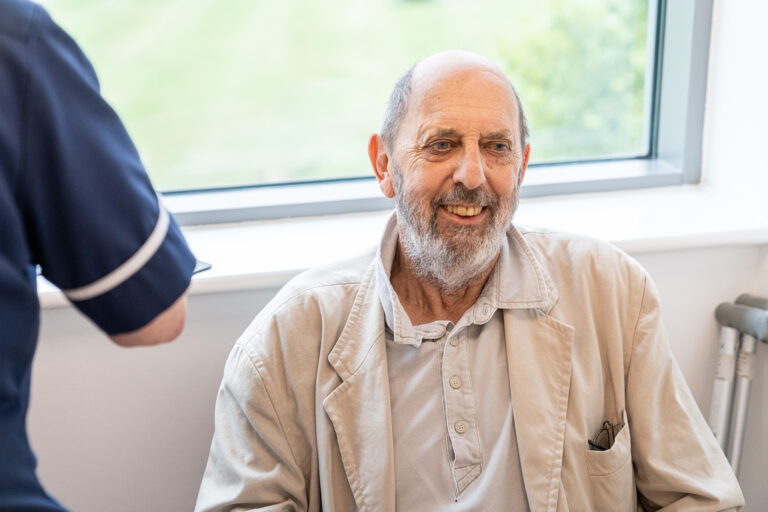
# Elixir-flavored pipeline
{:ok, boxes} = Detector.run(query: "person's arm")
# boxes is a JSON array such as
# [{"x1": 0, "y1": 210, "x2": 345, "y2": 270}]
[
  {"x1": 110, "y1": 294, "x2": 187, "y2": 347},
  {"x1": 195, "y1": 341, "x2": 308, "y2": 511},
  {"x1": 20, "y1": 5, "x2": 196, "y2": 338},
  {"x1": 627, "y1": 274, "x2": 744, "y2": 510}
]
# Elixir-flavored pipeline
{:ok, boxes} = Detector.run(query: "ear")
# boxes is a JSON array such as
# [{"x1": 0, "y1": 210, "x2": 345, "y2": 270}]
[
  {"x1": 518, "y1": 143, "x2": 531, "y2": 184},
  {"x1": 368, "y1": 134, "x2": 395, "y2": 198}
]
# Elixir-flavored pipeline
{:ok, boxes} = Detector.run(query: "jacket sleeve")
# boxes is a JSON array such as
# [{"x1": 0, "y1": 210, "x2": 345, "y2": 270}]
[
  {"x1": 195, "y1": 342, "x2": 307, "y2": 512},
  {"x1": 626, "y1": 274, "x2": 744, "y2": 511}
]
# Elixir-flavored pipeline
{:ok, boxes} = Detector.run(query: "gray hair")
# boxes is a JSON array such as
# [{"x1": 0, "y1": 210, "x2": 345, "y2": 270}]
[
  {"x1": 381, "y1": 66, "x2": 415, "y2": 152},
  {"x1": 380, "y1": 66, "x2": 529, "y2": 153}
]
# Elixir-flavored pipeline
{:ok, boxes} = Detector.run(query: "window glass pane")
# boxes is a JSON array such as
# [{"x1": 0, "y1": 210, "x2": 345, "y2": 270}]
[{"x1": 39, "y1": 0, "x2": 650, "y2": 191}]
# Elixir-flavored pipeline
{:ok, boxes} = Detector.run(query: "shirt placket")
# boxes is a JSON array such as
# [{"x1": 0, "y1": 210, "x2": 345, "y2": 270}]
[{"x1": 442, "y1": 325, "x2": 483, "y2": 497}]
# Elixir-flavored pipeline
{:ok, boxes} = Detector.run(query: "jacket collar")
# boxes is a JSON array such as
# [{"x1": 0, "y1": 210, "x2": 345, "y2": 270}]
[{"x1": 497, "y1": 225, "x2": 559, "y2": 312}]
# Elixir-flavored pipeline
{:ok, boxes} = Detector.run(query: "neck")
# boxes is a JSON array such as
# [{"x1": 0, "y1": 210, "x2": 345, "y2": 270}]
[{"x1": 390, "y1": 242, "x2": 499, "y2": 325}]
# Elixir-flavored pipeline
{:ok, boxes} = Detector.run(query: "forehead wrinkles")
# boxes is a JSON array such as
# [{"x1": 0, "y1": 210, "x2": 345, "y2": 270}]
[{"x1": 410, "y1": 70, "x2": 519, "y2": 136}]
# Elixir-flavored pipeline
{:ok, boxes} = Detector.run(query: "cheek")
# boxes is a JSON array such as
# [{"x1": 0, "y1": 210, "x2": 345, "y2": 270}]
[
  {"x1": 398, "y1": 177, "x2": 430, "y2": 209},
  {"x1": 402, "y1": 167, "x2": 448, "y2": 201},
  {"x1": 488, "y1": 170, "x2": 518, "y2": 197}
]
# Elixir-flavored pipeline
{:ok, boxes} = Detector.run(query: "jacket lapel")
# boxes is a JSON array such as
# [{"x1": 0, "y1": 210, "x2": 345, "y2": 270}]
[
  {"x1": 322, "y1": 263, "x2": 396, "y2": 512},
  {"x1": 504, "y1": 308, "x2": 574, "y2": 512},
  {"x1": 501, "y1": 227, "x2": 575, "y2": 512}
]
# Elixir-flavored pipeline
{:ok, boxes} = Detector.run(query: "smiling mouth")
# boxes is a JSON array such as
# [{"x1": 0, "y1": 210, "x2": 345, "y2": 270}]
[{"x1": 444, "y1": 204, "x2": 484, "y2": 217}]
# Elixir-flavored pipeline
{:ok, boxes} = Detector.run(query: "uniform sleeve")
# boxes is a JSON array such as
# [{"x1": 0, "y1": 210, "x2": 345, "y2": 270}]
[
  {"x1": 626, "y1": 275, "x2": 744, "y2": 511},
  {"x1": 19, "y1": 6, "x2": 195, "y2": 334},
  {"x1": 195, "y1": 343, "x2": 307, "y2": 512}
]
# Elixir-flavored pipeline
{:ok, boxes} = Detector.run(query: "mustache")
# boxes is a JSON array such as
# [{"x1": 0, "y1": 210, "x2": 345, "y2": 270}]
[{"x1": 431, "y1": 185, "x2": 499, "y2": 211}]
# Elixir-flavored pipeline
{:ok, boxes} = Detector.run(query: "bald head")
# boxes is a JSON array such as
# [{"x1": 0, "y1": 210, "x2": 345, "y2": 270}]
[
  {"x1": 412, "y1": 50, "x2": 507, "y2": 86},
  {"x1": 381, "y1": 50, "x2": 528, "y2": 153}
]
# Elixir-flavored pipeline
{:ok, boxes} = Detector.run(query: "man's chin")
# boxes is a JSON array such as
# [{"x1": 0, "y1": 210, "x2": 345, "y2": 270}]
[
  {"x1": 428, "y1": 249, "x2": 500, "y2": 292},
  {"x1": 443, "y1": 232, "x2": 504, "y2": 267},
  {"x1": 440, "y1": 230, "x2": 497, "y2": 254}
]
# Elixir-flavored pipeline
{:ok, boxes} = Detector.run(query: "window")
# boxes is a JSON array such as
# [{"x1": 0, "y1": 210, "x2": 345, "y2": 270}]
[{"x1": 38, "y1": 0, "x2": 711, "y2": 223}]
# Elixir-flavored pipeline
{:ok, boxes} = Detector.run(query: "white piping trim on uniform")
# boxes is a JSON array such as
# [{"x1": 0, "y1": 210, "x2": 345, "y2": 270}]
[{"x1": 63, "y1": 194, "x2": 170, "y2": 302}]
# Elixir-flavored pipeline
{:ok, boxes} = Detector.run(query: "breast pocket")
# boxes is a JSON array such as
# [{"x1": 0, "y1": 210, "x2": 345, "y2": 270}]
[{"x1": 584, "y1": 411, "x2": 636, "y2": 510}]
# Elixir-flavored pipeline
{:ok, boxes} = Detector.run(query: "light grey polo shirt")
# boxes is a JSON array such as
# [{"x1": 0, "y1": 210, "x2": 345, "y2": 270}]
[{"x1": 376, "y1": 217, "x2": 530, "y2": 510}]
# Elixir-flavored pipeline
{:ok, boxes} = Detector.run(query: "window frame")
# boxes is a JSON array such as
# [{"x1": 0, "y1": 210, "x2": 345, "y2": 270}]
[{"x1": 164, "y1": 0, "x2": 713, "y2": 226}]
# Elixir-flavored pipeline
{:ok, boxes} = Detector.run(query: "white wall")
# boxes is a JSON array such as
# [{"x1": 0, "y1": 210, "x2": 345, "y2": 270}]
[
  {"x1": 26, "y1": 0, "x2": 768, "y2": 510},
  {"x1": 30, "y1": 289, "x2": 278, "y2": 512}
]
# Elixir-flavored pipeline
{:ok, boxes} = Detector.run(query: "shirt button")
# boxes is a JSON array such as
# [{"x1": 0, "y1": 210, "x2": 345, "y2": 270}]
[
  {"x1": 454, "y1": 421, "x2": 467, "y2": 434},
  {"x1": 449, "y1": 337, "x2": 459, "y2": 347},
  {"x1": 449, "y1": 375, "x2": 462, "y2": 389}
]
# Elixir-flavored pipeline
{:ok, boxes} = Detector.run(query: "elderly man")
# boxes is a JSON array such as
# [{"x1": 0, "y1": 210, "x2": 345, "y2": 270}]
[{"x1": 196, "y1": 51, "x2": 743, "y2": 511}]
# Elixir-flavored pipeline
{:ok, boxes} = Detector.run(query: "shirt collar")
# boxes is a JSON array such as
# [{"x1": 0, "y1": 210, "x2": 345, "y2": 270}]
[{"x1": 375, "y1": 214, "x2": 518, "y2": 347}]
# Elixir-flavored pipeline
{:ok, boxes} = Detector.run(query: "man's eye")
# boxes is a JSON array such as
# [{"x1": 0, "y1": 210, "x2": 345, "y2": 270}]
[
  {"x1": 490, "y1": 142, "x2": 510, "y2": 152},
  {"x1": 430, "y1": 141, "x2": 452, "y2": 151}
]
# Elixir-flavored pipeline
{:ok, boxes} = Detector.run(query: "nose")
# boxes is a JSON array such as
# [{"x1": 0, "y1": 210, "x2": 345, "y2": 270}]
[{"x1": 453, "y1": 144, "x2": 486, "y2": 190}]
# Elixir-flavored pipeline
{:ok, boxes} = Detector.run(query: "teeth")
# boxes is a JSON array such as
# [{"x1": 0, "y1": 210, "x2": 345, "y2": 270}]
[{"x1": 446, "y1": 205, "x2": 483, "y2": 217}]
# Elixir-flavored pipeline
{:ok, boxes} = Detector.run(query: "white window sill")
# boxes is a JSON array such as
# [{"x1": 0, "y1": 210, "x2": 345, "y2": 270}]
[{"x1": 38, "y1": 178, "x2": 768, "y2": 309}]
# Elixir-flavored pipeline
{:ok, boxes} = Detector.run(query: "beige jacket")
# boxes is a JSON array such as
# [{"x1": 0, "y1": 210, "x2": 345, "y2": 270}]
[{"x1": 196, "y1": 225, "x2": 744, "y2": 511}]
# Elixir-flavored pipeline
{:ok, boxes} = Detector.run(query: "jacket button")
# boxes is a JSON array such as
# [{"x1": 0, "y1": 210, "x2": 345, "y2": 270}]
[
  {"x1": 450, "y1": 337, "x2": 459, "y2": 347},
  {"x1": 449, "y1": 375, "x2": 462, "y2": 389},
  {"x1": 454, "y1": 421, "x2": 467, "y2": 434}
]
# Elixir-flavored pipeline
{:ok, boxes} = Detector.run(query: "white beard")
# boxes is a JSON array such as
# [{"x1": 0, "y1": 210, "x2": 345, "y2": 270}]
[{"x1": 392, "y1": 168, "x2": 519, "y2": 294}]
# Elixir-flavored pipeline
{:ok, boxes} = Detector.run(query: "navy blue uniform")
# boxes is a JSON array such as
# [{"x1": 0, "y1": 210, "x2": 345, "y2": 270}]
[{"x1": 0, "y1": 1, "x2": 196, "y2": 509}]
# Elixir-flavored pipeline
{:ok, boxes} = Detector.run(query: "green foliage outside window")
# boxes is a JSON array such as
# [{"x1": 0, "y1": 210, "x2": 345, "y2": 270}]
[{"x1": 40, "y1": 0, "x2": 650, "y2": 191}]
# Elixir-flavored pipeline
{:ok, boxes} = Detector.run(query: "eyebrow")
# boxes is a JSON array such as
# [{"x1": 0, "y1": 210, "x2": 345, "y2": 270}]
[
  {"x1": 420, "y1": 128, "x2": 517, "y2": 142},
  {"x1": 428, "y1": 128, "x2": 460, "y2": 138},
  {"x1": 482, "y1": 131, "x2": 514, "y2": 140}
]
